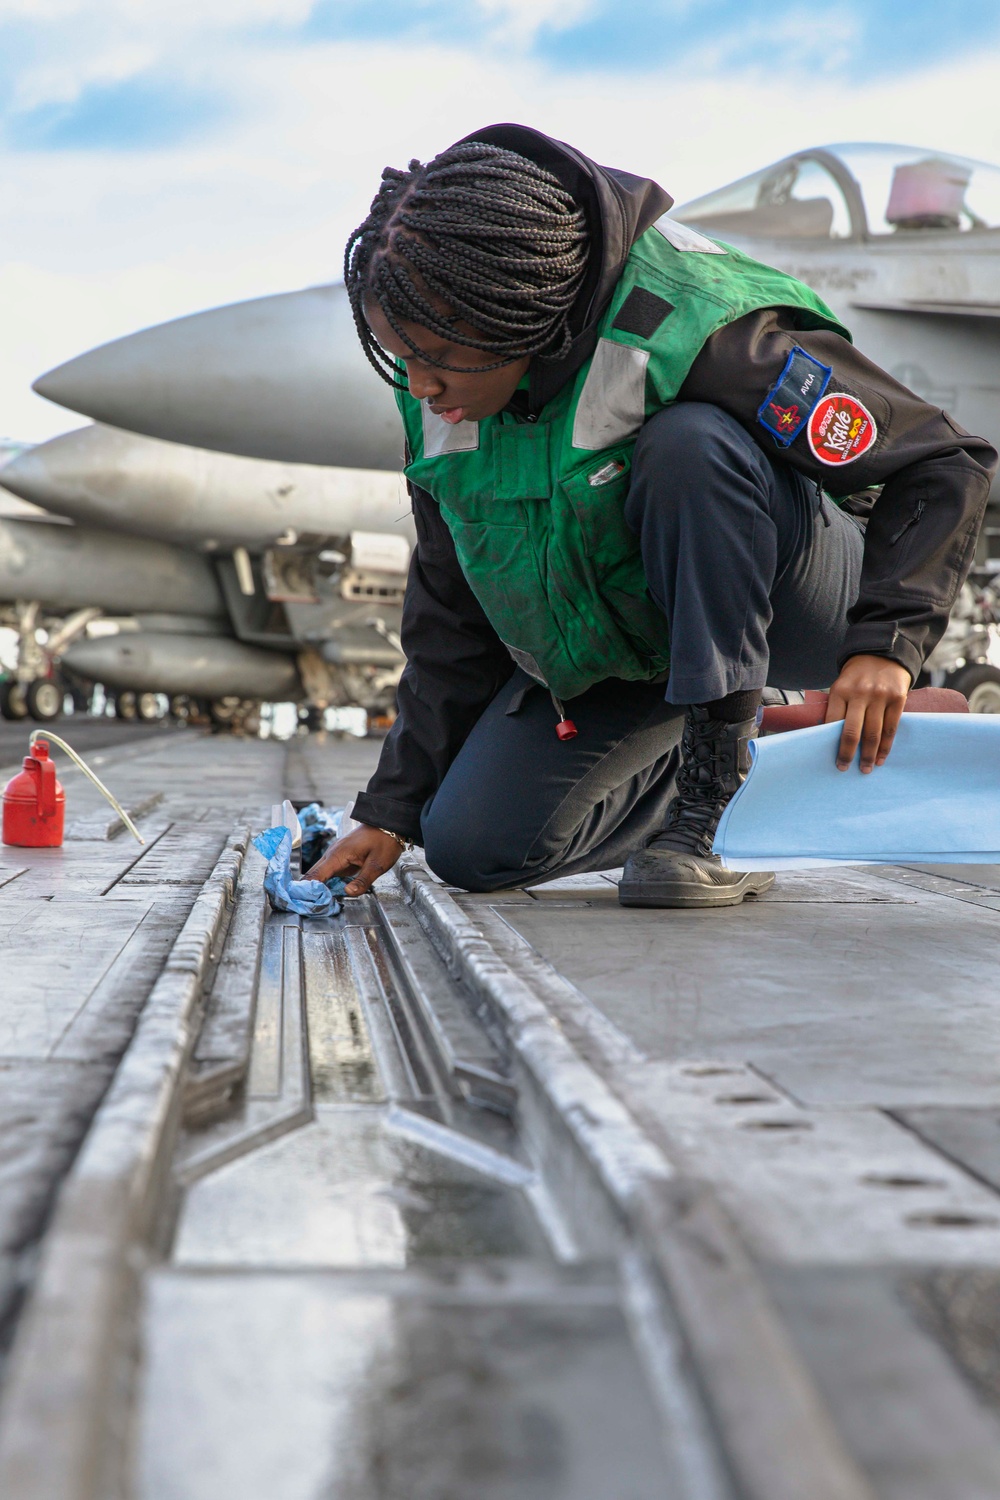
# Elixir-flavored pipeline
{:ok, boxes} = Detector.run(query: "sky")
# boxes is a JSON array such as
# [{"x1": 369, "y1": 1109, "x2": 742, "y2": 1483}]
[{"x1": 2, "y1": 0, "x2": 1000, "y2": 441}]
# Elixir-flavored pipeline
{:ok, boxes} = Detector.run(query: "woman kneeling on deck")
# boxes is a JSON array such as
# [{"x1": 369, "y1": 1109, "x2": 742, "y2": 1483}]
[{"x1": 308, "y1": 124, "x2": 996, "y2": 909}]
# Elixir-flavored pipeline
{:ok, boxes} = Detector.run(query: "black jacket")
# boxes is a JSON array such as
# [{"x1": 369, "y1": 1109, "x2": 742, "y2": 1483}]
[{"x1": 354, "y1": 126, "x2": 998, "y2": 842}]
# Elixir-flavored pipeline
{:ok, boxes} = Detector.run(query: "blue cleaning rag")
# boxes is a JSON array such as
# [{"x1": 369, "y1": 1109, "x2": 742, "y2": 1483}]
[
  {"x1": 252, "y1": 825, "x2": 347, "y2": 917},
  {"x1": 714, "y1": 714, "x2": 1000, "y2": 870}
]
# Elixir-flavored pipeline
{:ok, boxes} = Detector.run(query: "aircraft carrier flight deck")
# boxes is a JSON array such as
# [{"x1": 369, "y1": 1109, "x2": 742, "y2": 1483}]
[{"x1": 0, "y1": 719, "x2": 999, "y2": 1500}]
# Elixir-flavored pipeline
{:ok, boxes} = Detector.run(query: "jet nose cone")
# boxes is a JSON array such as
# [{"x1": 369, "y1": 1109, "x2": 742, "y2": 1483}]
[
  {"x1": 33, "y1": 360, "x2": 92, "y2": 411},
  {"x1": 0, "y1": 434, "x2": 85, "y2": 510},
  {"x1": 1, "y1": 422, "x2": 413, "y2": 548},
  {"x1": 33, "y1": 284, "x2": 403, "y2": 470}
]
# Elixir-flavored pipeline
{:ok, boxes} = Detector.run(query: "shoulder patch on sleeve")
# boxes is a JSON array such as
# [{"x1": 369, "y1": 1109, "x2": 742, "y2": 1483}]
[
  {"x1": 612, "y1": 287, "x2": 675, "y2": 340},
  {"x1": 807, "y1": 393, "x2": 878, "y2": 466},
  {"x1": 756, "y1": 346, "x2": 832, "y2": 447}
]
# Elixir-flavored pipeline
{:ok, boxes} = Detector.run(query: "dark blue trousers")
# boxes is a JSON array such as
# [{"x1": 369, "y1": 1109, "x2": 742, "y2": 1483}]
[{"x1": 422, "y1": 404, "x2": 864, "y2": 891}]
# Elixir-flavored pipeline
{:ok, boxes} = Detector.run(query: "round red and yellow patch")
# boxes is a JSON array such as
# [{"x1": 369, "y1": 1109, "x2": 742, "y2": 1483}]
[{"x1": 807, "y1": 393, "x2": 877, "y2": 466}]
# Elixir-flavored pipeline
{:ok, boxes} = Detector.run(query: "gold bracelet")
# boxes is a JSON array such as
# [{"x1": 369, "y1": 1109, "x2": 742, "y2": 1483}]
[{"x1": 377, "y1": 826, "x2": 413, "y2": 851}]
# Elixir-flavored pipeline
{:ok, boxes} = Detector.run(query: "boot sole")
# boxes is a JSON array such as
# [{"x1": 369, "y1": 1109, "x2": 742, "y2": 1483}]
[{"x1": 617, "y1": 871, "x2": 775, "y2": 910}]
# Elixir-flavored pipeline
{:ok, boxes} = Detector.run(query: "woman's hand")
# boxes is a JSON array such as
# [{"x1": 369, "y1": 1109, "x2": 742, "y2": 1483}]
[
  {"x1": 824, "y1": 654, "x2": 911, "y2": 772},
  {"x1": 305, "y1": 824, "x2": 405, "y2": 896}
]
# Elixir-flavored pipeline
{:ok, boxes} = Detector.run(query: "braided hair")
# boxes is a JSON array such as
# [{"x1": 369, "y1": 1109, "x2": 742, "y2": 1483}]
[{"x1": 344, "y1": 140, "x2": 591, "y2": 388}]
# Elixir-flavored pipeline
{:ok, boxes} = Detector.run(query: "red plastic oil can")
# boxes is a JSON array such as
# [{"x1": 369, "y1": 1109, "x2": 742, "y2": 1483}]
[{"x1": 2, "y1": 739, "x2": 65, "y2": 847}]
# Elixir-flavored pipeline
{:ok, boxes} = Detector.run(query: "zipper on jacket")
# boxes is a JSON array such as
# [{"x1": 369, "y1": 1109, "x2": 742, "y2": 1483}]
[{"x1": 888, "y1": 497, "x2": 925, "y2": 546}]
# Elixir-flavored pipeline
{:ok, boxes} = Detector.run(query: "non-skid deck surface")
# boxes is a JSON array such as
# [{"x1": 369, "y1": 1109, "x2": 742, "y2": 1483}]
[
  {"x1": 492, "y1": 870, "x2": 1000, "y2": 1107},
  {"x1": 467, "y1": 862, "x2": 1000, "y2": 1497},
  {"x1": 0, "y1": 730, "x2": 290, "y2": 1356},
  {"x1": 9, "y1": 728, "x2": 1000, "y2": 1500}
]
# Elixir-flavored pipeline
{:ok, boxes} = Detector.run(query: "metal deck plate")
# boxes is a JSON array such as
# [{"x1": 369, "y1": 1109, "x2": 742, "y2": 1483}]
[
  {"x1": 8, "y1": 732, "x2": 1000, "y2": 1500},
  {"x1": 492, "y1": 874, "x2": 1000, "y2": 1107}
]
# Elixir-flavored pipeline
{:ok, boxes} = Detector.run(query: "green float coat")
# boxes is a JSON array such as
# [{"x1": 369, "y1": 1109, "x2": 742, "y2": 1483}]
[{"x1": 399, "y1": 220, "x2": 849, "y2": 701}]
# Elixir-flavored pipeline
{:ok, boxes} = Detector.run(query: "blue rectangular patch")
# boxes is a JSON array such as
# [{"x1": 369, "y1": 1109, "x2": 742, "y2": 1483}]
[{"x1": 756, "y1": 346, "x2": 832, "y2": 447}]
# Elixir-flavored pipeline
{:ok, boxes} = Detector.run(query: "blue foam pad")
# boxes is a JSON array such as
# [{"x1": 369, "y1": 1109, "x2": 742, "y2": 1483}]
[{"x1": 714, "y1": 715, "x2": 1000, "y2": 870}]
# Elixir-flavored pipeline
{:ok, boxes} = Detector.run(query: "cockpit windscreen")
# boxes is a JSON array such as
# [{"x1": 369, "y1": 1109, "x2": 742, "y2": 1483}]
[{"x1": 675, "y1": 143, "x2": 1000, "y2": 240}]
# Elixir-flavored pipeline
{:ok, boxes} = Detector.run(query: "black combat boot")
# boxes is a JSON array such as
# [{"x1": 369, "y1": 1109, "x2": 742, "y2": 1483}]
[{"x1": 619, "y1": 704, "x2": 774, "y2": 909}]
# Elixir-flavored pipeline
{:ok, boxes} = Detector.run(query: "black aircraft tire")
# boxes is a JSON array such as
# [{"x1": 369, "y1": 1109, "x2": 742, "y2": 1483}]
[
  {"x1": 0, "y1": 681, "x2": 28, "y2": 721},
  {"x1": 951, "y1": 665, "x2": 1000, "y2": 715},
  {"x1": 208, "y1": 696, "x2": 241, "y2": 726},
  {"x1": 136, "y1": 692, "x2": 166, "y2": 722},
  {"x1": 26, "y1": 679, "x2": 63, "y2": 722}
]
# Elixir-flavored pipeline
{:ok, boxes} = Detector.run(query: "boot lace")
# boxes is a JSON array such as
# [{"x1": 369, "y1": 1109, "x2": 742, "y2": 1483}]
[{"x1": 649, "y1": 713, "x2": 751, "y2": 858}]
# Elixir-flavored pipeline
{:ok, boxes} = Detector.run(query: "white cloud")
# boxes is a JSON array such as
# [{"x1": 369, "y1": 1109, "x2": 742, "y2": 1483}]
[
  {"x1": 474, "y1": 0, "x2": 594, "y2": 47},
  {"x1": 4, "y1": 29, "x2": 1000, "y2": 441}
]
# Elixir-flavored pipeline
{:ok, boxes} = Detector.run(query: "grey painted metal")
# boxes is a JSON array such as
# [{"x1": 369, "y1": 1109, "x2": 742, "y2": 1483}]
[
  {"x1": 0, "y1": 886, "x2": 189, "y2": 1345},
  {"x1": 499, "y1": 883, "x2": 1000, "y2": 1107},
  {"x1": 394, "y1": 856, "x2": 873, "y2": 1500},
  {"x1": 0, "y1": 898, "x2": 159, "y2": 1055},
  {"x1": 375, "y1": 888, "x2": 516, "y2": 1113},
  {"x1": 617, "y1": 1059, "x2": 1000, "y2": 1264},
  {"x1": 0, "y1": 488, "x2": 52, "y2": 522},
  {"x1": 121, "y1": 810, "x2": 729, "y2": 1499},
  {"x1": 0, "y1": 515, "x2": 224, "y2": 616},
  {"x1": 342, "y1": 921, "x2": 430, "y2": 1107},
  {"x1": 767, "y1": 1268, "x2": 1000, "y2": 1500},
  {"x1": 64, "y1": 790, "x2": 165, "y2": 842},
  {"x1": 61, "y1": 630, "x2": 301, "y2": 699},
  {"x1": 0, "y1": 423, "x2": 414, "y2": 550},
  {"x1": 137, "y1": 1266, "x2": 671, "y2": 1500},
  {"x1": 0, "y1": 717, "x2": 171, "y2": 772},
  {"x1": 184, "y1": 843, "x2": 268, "y2": 1124},
  {"x1": 33, "y1": 284, "x2": 403, "y2": 470},
  {"x1": 894, "y1": 1107, "x2": 1000, "y2": 1196},
  {"x1": 464, "y1": 861, "x2": 1000, "y2": 1489},
  {"x1": 175, "y1": 914, "x2": 313, "y2": 1187},
  {"x1": 11, "y1": 734, "x2": 1000, "y2": 1497},
  {"x1": 0, "y1": 826, "x2": 248, "y2": 1500}
]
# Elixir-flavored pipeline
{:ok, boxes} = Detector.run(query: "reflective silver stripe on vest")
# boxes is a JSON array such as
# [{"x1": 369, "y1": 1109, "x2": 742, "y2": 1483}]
[
  {"x1": 653, "y1": 215, "x2": 727, "y2": 255},
  {"x1": 571, "y1": 337, "x2": 650, "y2": 451},
  {"x1": 421, "y1": 404, "x2": 480, "y2": 457},
  {"x1": 503, "y1": 643, "x2": 547, "y2": 685}
]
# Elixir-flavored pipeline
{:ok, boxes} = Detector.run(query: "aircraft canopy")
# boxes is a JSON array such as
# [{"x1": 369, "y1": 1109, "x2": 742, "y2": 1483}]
[{"x1": 676, "y1": 144, "x2": 1000, "y2": 240}]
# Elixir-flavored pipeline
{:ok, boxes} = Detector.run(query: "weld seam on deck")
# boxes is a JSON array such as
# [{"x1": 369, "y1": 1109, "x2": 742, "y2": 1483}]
[
  {"x1": 0, "y1": 824, "x2": 249, "y2": 1500},
  {"x1": 395, "y1": 853, "x2": 875, "y2": 1500}
]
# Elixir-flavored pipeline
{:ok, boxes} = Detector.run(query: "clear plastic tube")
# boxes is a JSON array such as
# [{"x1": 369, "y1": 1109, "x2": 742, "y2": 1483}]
[{"x1": 28, "y1": 730, "x2": 145, "y2": 845}]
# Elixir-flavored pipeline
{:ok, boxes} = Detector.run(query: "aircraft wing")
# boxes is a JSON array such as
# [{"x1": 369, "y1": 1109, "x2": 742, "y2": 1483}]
[{"x1": 852, "y1": 298, "x2": 1000, "y2": 321}]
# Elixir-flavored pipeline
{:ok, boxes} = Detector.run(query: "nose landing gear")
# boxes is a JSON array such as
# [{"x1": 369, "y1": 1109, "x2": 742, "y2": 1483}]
[
  {"x1": 25, "y1": 678, "x2": 64, "y2": 722},
  {"x1": 0, "y1": 681, "x2": 29, "y2": 721},
  {"x1": 950, "y1": 663, "x2": 1000, "y2": 714}
]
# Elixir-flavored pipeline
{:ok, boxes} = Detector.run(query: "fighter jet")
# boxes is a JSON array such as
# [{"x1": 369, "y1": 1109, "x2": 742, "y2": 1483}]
[
  {"x1": 0, "y1": 485, "x2": 235, "y2": 720},
  {"x1": 32, "y1": 285, "x2": 402, "y2": 470},
  {"x1": 0, "y1": 430, "x2": 410, "y2": 722},
  {"x1": 0, "y1": 441, "x2": 49, "y2": 522},
  {"x1": 1, "y1": 282, "x2": 415, "y2": 722}
]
